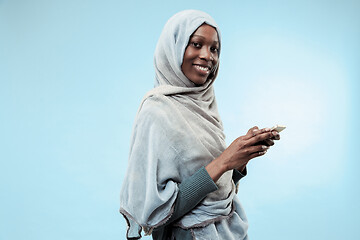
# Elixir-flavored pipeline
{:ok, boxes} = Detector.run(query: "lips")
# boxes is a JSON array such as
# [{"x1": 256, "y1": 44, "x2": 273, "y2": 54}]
[{"x1": 193, "y1": 64, "x2": 211, "y2": 74}]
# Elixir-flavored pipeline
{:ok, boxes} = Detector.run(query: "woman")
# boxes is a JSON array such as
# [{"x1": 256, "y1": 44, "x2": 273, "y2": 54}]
[{"x1": 120, "y1": 10, "x2": 280, "y2": 240}]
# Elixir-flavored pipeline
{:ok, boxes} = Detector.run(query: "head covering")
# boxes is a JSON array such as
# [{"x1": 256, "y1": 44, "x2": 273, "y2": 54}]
[
  {"x1": 120, "y1": 10, "x2": 241, "y2": 239},
  {"x1": 154, "y1": 9, "x2": 220, "y2": 88}
]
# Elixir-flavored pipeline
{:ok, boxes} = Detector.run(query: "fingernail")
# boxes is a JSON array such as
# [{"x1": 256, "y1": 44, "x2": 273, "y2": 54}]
[
  {"x1": 265, "y1": 128, "x2": 271, "y2": 131},
  {"x1": 262, "y1": 145, "x2": 269, "y2": 149}
]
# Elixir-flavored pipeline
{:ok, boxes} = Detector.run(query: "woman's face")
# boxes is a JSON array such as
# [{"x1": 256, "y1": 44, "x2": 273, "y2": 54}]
[{"x1": 181, "y1": 24, "x2": 219, "y2": 85}]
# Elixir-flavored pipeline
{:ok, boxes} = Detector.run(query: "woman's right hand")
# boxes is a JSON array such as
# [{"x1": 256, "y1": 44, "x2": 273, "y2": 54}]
[{"x1": 206, "y1": 126, "x2": 279, "y2": 182}]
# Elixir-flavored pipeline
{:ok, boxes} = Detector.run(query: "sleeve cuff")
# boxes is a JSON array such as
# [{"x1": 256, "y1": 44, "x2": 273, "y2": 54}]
[
  {"x1": 179, "y1": 166, "x2": 218, "y2": 202},
  {"x1": 232, "y1": 167, "x2": 247, "y2": 184}
]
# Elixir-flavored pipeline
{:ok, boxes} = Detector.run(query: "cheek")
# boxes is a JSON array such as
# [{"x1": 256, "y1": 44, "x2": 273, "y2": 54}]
[
  {"x1": 182, "y1": 62, "x2": 193, "y2": 78},
  {"x1": 182, "y1": 53, "x2": 194, "y2": 70},
  {"x1": 183, "y1": 47, "x2": 196, "y2": 61},
  {"x1": 181, "y1": 59, "x2": 190, "y2": 77}
]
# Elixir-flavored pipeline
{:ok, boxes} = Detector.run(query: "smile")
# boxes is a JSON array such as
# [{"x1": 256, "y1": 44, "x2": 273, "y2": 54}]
[{"x1": 193, "y1": 64, "x2": 211, "y2": 74}]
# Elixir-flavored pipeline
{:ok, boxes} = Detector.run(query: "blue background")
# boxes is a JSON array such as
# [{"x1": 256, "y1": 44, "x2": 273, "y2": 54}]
[{"x1": 1, "y1": 0, "x2": 359, "y2": 239}]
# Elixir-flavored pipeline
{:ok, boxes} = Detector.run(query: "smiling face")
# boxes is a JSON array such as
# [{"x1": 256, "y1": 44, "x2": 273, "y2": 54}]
[{"x1": 181, "y1": 24, "x2": 219, "y2": 85}]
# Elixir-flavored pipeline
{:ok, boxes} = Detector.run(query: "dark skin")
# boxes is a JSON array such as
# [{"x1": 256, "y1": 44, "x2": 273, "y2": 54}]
[
  {"x1": 181, "y1": 24, "x2": 219, "y2": 85},
  {"x1": 206, "y1": 127, "x2": 280, "y2": 182},
  {"x1": 182, "y1": 24, "x2": 281, "y2": 182}
]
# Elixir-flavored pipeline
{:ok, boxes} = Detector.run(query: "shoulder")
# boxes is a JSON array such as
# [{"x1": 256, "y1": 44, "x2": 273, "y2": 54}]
[
  {"x1": 134, "y1": 94, "x2": 188, "y2": 149},
  {"x1": 137, "y1": 95, "x2": 175, "y2": 127}
]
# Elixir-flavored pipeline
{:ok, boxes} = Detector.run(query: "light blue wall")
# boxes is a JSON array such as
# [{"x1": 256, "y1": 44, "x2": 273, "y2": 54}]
[{"x1": 1, "y1": 0, "x2": 359, "y2": 239}]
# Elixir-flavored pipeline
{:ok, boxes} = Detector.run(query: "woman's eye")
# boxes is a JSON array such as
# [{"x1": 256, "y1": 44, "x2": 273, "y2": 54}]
[
  {"x1": 211, "y1": 47, "x2": 218, "y2": 53},
  {"x1": 191, "y1": 42, "x2": 201, "y2": 48}
]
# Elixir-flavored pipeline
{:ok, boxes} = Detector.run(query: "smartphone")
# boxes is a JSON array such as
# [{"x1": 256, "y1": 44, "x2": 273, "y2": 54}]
[{"x1": 271, "y1": 125, "x2": 286, "y2": 132}]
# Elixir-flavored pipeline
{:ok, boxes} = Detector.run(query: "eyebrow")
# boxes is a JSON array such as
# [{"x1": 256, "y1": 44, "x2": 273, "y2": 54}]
[{"x1": 191, "y1": 34, "x2": 219, "y2": 44}]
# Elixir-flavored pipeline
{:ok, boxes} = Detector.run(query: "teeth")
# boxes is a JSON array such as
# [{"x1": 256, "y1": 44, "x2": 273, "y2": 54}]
[{"x1": 195, "y1": 65, "x2": 210, "y2": 72}]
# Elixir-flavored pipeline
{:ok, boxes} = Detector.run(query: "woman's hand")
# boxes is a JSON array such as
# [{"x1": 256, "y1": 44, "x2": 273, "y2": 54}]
[{"x1": 206, "y1": 126, "x2": 280, "y2": 182}]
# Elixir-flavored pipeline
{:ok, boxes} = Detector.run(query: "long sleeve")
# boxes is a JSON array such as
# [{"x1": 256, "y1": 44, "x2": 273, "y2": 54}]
[
  {"x1": 152, "y1": 166, "x2": 248, "y2": 239},
  {"x1": 152, "y1": 167, "x2": 218, "y2": 239},
  {"x1": 168, "y1": 167, "x2": 218, "y2": 224},
  {"x1": 166, "y1": 166, "x2": 247, "y2": 226}
]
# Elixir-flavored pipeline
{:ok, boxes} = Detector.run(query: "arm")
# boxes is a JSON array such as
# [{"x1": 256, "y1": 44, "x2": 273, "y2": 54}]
[
  {"x1": 153, "y1": 163, "x2": 247, "y2": 239},
  {"x1": 152, "y1": 167, "x2": 217, "y2": 238},
  {"x1": 152, "y1": 166, "x2": 247, "y2": 238},
  {"x1": 152, "y1": 127, "x2": 280, "y2": 237},
  {"x1": 157, "y1": 167, "x2": 218, "y2": 227},
  {"x1": 166, "y1": 126, "x2": 277, "y2": 224}
]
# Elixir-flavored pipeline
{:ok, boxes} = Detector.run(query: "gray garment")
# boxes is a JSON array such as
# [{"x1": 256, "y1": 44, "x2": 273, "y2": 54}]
[
  {"x1": 152, "y1": 167, "x2": 217, "y2": 240},
  {"x1": 152, "y1": 168, "x2": 247, "y2": 240},
  {"x1": 120, "y1": 10, "x2": 249, "y2": 239}
]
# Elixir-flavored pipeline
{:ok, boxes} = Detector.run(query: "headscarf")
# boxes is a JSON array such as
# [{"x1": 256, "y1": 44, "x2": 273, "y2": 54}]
[{"x1": 120, "y1": 10, "x2": 237, "y2": 239}]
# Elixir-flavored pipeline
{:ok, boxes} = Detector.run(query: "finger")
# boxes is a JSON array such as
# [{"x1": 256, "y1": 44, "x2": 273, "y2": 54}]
[
  {"x1": 247, "y1": 131, "x2": 273, "y2": 146},
  {"x1": 255, "y1": 127, "x2": 271, "y2": 135},
  {"x1": 252, "y1": 126, "x2": 259, "y2": 131},
  {"x1": 271, "y1": 131, "x2": 281, "y2": 140},
  {"x1": 248, "y1": 149, "x2": 267, "y2": 160},
  {"x1": 246, "y1": 144, "x2": 269, "y2": 157},
  {"x1": 263, "y1": 138, "x2": 274, "y2": 146},
  {"x1": 246, "y1": 126, "x2": 259, "y2": 135},
  {"x1": 245, "y1": 126, "x2": 260, "y2": 140},
  {"x1": 250, "y1": 127, "x2": 271, "y2": 141}
]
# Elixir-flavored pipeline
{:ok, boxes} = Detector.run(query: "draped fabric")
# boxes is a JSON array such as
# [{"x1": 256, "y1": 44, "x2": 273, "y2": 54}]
[{"x1": 120, "y1": 10, "x2": 248, "y2": 239}]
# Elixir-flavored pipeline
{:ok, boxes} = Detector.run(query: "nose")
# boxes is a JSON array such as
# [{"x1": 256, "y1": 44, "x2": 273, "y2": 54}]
[{"x1": 199, "y1": 47, "x2": 213, "y2": 61}]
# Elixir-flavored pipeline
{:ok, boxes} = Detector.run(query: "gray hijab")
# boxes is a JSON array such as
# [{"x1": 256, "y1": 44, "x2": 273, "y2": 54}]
[{"x1": 120, "y1": 10, "x2": 236, "y2": 238}]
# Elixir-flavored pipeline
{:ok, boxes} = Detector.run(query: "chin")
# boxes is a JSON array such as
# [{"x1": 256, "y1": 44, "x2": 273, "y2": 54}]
[
  {"x1": 191, "y1": 80, "x2": 206, "y2": 86},
  {"x1": 189, "y1": 76, "x2": 209, "y2": 86}
]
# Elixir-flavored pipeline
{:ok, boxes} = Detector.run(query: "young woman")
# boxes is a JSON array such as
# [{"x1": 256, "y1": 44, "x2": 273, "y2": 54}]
[{"x1": 120, "y1": 10, "x2": 280, "y2": 240}]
